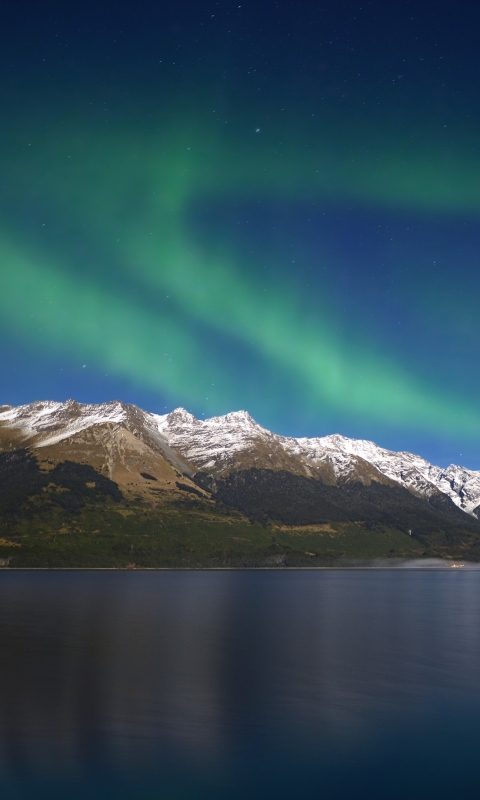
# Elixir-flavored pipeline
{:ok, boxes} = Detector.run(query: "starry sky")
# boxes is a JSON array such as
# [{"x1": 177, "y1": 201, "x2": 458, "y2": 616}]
[{"x1": 1, "y1": 0, "x2": 480, "y2": 467}]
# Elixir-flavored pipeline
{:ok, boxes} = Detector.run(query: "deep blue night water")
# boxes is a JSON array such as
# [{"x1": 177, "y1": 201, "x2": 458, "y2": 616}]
[{"x1": 1, "y1": 570, "x2": 480, "y2": 799}]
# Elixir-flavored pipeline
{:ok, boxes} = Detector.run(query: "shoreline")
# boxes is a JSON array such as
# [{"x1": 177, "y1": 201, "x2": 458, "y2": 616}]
[{"x1": 1, "y1": 562, "x2": 479, "y2": 571}]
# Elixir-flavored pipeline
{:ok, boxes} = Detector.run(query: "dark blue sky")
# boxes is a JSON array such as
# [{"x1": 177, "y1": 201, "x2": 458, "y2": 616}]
[{"x1": 1, "y1": 0, "x2": 480, "y2": 467}]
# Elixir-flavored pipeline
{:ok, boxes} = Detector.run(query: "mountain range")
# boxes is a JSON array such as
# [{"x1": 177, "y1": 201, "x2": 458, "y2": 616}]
[{"x1": 1, "y1": 399, "x2": 479, "y2": 567}]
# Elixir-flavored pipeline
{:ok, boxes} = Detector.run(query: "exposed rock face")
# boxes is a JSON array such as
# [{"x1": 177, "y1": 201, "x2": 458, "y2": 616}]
[
  {"x1": 155, "y1": 408, "x2": 480, "y2": 518},
  {"x1": 154, "y1": 408, "x2": 394, "y2": 488},
  {"x1": 0, "y1": 400, "x2": 200, "y2": 507},
  {"x1": 1, "y1": 399, "x2": 480, "y2": 519},
  {"x1": 1, "y1": 400, "x2": 480, "y2": 566}
]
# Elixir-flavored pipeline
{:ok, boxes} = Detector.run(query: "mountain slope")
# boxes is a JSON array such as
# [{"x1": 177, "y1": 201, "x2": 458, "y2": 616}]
[
  {"x1": 0, "y1": 401, "x2": 271, "y2": 567},
  {"x1": 156, "y1": 407, "x2": 480, "y2": 517},
  {"x1": 0, "y1": 400, "x2": 479, "y2": 566}
]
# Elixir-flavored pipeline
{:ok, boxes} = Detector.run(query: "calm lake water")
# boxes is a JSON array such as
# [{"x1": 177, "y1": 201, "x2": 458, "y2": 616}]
[{"x1": 1, "y1": 570, "x2": 480, "y2": 799}]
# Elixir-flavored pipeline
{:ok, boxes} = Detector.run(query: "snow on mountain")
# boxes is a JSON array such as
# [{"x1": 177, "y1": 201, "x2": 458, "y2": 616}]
[
  {"x1": 154, "y1": 408, "x2": 274, "y2": 471},
  {"x1": 1, "y1": 400, "x2": 479, "y2": 518},
  {"x1": 0, "y1": 399, "x2": 128, "y2": 447},
  {"x1": 0, "y1": 399, "x2": 193, "y2": 475},
  {"x1": 287, "y1": 434, "x2": 480, "y2": 517},
  {"x1": 155, "y1": 408, "x2": 480, "y2": 517}
]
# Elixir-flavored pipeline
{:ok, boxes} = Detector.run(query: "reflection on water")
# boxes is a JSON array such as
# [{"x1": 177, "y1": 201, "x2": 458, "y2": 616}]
[{"x1": 1, "y1": 570, "x2": 480, "y2": 798}]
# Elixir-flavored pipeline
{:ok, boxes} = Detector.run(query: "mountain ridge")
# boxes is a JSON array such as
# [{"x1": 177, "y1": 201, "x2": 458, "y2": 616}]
[
  {"x1": 155, "y1": 405, "x2": 480, "y2": 518},
  {"x1": 2, "y1": 399, "x2": 479, "y2": 517},
  {"x1": 0, "y1": 399, "x2": 479, "y2": 567}
]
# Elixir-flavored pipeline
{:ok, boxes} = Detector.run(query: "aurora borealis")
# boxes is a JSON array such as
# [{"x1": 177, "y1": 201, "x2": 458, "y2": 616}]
[{"x1": 2, "y1": 1, "x2": 480, "y2": 466}]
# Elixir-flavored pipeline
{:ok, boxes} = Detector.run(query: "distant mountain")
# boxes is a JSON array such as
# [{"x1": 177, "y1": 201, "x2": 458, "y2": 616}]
[{"x1": 0, "y1": 400, "x2": 479, "y2": 567}]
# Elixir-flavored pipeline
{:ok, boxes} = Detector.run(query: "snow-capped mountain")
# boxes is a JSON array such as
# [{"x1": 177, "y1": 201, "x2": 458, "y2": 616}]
[
  {"x1": 0, "y1": 399, "x2": 193, "y2": 476},
  {"x1": 156, "y1": 408, "x2": 480, "y2": 518},
  {"x1": 285, "y1": 434, "x2": 480, "y2": 517},
  {"x1": 1, "y1": 400, "x2": 479, "y2": 519}
]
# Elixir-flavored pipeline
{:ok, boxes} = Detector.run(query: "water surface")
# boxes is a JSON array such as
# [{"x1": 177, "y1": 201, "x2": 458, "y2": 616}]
[{"x1": 1, "y1": 570, "x2": 480, "y2": 798}]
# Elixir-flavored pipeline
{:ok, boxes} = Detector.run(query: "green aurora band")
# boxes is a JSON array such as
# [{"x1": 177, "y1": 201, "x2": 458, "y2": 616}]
[{"x1": 1, "y1": 114, "x2": 480, "y2": 440}]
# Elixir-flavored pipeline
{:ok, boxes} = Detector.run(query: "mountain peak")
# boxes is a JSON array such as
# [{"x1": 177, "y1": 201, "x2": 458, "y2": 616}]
[
  {"x1": 166, "y1": 408, "x2": 197, "y2": 425},
  {"x1": 1, "y1": 398, "x2": 479, "y2": 519},
  {"x1": 222, "y1": 410, "x2": 257, "y2": 424}
]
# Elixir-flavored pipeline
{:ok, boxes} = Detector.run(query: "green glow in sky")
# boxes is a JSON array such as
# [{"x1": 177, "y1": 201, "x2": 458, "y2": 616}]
[{"x1": 2, "y1": 114, "x2": 480, "y2": 445}]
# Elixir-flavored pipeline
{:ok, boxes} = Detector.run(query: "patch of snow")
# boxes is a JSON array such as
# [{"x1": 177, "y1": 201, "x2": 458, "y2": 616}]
[{"x1": 2, "y1": 399, "x2": 480, "y2": 517}]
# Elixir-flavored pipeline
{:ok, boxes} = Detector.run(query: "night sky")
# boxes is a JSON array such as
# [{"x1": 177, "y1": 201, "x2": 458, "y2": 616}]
[{"x1": 1, "y1": 0, "x2": 480, "y2": 467}]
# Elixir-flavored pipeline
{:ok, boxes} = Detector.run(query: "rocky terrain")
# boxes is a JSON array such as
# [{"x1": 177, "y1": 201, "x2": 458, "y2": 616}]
[
  {"x1": 156, "y1": 406, "x2": 480, "y2": 516},
  {"x1": 0, "y1": 399, "x2": 479, "y2": 567}
]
